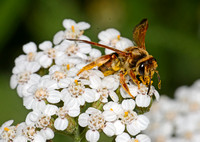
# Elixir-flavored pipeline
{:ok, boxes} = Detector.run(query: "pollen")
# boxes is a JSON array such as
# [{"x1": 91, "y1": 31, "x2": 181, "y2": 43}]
[
  {"x1": 134, "y1": 139, "x2": 139, "y2": 142},
  {"x1": 117, "y1": 35, "x2": 120, "y2": 40},
  {"x1": 124, "y1": 111, "x2": 129, "y2": 117},
  {"x1": 74, "y1": 79, "x2": 78, "y2": 85},
  {"x1": 67, "y1": 64, "x2": 70, "y2": 70},
  {"x1": 4, "y1": 127, "x2": 10, "y2": 131},
  {"x1": 110, "y1": 108, "x2": 113, "y2": 111},
  {"x1": 71, "y1": 25, "x2": 75, "y2": 32}
]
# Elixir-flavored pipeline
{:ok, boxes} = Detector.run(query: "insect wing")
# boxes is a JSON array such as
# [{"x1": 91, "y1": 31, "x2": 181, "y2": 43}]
[{"x1": 133, "y1": 19, "x2": 148, "y2": 49}]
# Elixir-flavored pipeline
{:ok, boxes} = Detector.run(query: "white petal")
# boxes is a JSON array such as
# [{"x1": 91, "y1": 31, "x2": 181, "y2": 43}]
[
  {"x1": 136, "y1": 115, "x2": 149, "y2": 130},
  {"x1": 26, "y1": 62, "x2": 40, "y2": 73},
  {"x1": 13, "y1": 135, "x2": 27, "y2": 142},
  {"x1": 39, "y1": 41, "x2": 52, "y2": 50},
  {"x1": 10, "y1": 75, "x2": 17, "y2": 89},
  {"x1": 54, "y1": 118, "x2": 68, "y2": 130},
  {"x1": 79, "y1": 35, "x2": 91, "y2": 41},
  {"x1": 77, "y1": 96, "x2": 85, "y2": 106},
  {"x1": 44, "y1": 104, "x2": 58, "y2": 116},
  {"x1": 154, "y1": 89, "x2": 160, "y2": 101},
  {"x1": 89, "y1": 75, "x2": 102, "y2": 89},
  {"x1": 32, "y1": 100, "x2": 46, "y2": 112},
  {"x1": 77, "y1": 22, "x2": 90, "y2": 30},
  {"x1": 136, "y1": 134, "x2": 151, "y2": 142},
  {"x1": 86, "y1": 130, "x2": 100, "y2": 142},
  {"x1": 78, "y1": 113, "x2": 89, "y2": 127},
  {"x1": 83, "y1": 88, "x2": 96, "y2": 103},
  {"x1": 106, "y1": 28, "x2": 120, "y2": 37},
  {"x1": 122, "y1": 99, "x2": 135, "y2": 111},
  {"x1": 12, "y1": 62, "x2": 26, "y2": 74},
  {"x1": 23, "y1": 42, "x2": 37, "y2": 54},
  {"x1": 85, "y1": 107, "x2": 101, "y2": 114},
  {"x1": 40, "y1": 128, "x2": 54, "y2": 140},
  {"x1": 25, "y1": 111, "x2": 40, "y2": 125},
  {"x1": 44, "y1": 79, "x2": 58, "y2": 90},
  {"x1": 115, "y1": 132, "x2": 131, "y2": 142},
  {"x1": 33, "y1": 133, "x2": 46, "y2": 142},
  {"x1": 114, "y1": 120, "x2": 125, "y2": 135},
  {"x1": 116, "y1": 39, "x2": 133, "y2": 51},
  {"x1": 29, "y1": 74, "x2": 41, "y2": 84},
  {"x1": 23, "y1": 96, "x2": 34, "y2": 109},
  {"x1": 53, "y1": 31, "x2": 64, "y2": 45},
  {"x1": 126, "y1": 123, "x2": 140, "y2": 136},
  {"x1": 63, "y1": 19, "x2": 76, "y2": 29},
  {"x1": 98, "y1": 31, "x2": 111, "y2": 44},
  {"x1": 109, "y1": 91, "x2": 119, "y2": 102},
  {"x1": 76, "y1": 52, "x2": 88, "y2": 60},
  {"x1": 64, "y1": 98, "x2": 78, "y2": 108},
  {"x1": 103, "y1": 110, "x2": 117, "y2": 121},
  {"x1": 136, "y1": 95, "x2": 151, "y2": 107},
  {"x1": 89, "y1": 48, "x2": 102, "y2": 58},
  {"x1": 105, "y1": 48, "x2": 115, "y2": 55},
  {"x1": 68, "y1": 106, "x2": 80, "y2": 117},
  {"x1": 47, "y1": 91, "x2": 61, "y2": 103},
  {"x1": 39, "y1": 55, "x2": 52, "y2": 68},
  {"x1": 78, "y1": 43, "x2": 91, "y2": 54},
  {"x1": 103, "y1": 122, "x2": 115, "y2": 137},
  {"x1": 14, "y1": 55, "x2": 26, "y2": 64}
]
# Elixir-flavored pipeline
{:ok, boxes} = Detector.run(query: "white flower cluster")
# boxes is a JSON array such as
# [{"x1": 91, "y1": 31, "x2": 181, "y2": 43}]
[
  {"x1": 1, "y1": 19, "x2": 160, "y2": 142},
  {"x1": 145, "y1": 79, "x2": 200, "y2": 142}
]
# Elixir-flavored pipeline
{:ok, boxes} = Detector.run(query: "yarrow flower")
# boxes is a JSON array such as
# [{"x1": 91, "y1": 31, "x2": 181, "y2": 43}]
[
  {"x1": 53, "y1": 19, "x2": 90, "y2": 45},
  {"x1": 5, "y1": 18, "x2": 162, "y2": 141},
  {"x1": 98, "y1": 28, "x2": 133, "y2": 54},
  {"x1": 145, "y1": 79, "x2": 200, "y2": 142},
  {"x1": 78, "y1": 107, "x2": 116, "y2": 142}
]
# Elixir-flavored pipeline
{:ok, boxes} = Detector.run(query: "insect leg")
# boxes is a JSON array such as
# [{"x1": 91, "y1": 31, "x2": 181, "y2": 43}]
[
  {"x1": 119, "y1": 71, "x2": 135, "y2": 99},
  {"x1": 128, "y1": 70, "x2": 140, "y2": 89},
  {"x1": 103, "y1": 70, "x2": 116, "y2": 76},
  {"x1": 77, "y1": 54, "x2": 112, "y2": 75}
]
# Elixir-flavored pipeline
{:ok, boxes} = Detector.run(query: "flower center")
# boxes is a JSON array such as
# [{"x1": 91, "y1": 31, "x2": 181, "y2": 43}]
[
  {"x1": 68, "y1": 81, "x2": 85, "y2": 98},
  {"x1": 110, "y1": 35, "x2": 120, "y2": 46},
  {"x1": 57, "y1": 107, "x2": 68, "y2": 119},
  {"x1": 98, "y1": 88, "x2": 109, "y2": 101},
  {"x1": 23, "y1": 125, "x2": 36, "y2": 141},
  {"x1": 47, "y1": 48, "x2": 56, "y2": 59},
  {"x1": 36, "y1": 115, "x2": 51, "y2": 128},
  {"x1": 120, "y1": 110, "x2": 137, "y2": 125},
  {"x1": 51, "y1": 71, "x2": 66, "y2": 81},
  {"x1": 65, "y1": 44, "x2": 79, "y2": 56},
  {"x1": 61, "y1": 64, "x2": 74, "y2": 72},
  {"x1": 65, "y1": 26, "x2": 84, "y2": 38},
  {"x1": 4, "y1": 127, "x2": 10, "y2": 131},
  {"x1": 134, "y1": 139, "x2": 139, "y2": 142},
  {"x1": 34, "y1": 88, "x2": 48, "y2": 100},
  {"x1": 27, "y1": 52, "x2": 36, "y2": 62},
  {"x1": 17, "y1": 71, "x2": 31, "y2": 84},
  {"x1": 1, "y1": 126, "x2": 16, "y2": 141},
  {"x1": 88, "y1": 113, "x2": 105, "y2": 130}
]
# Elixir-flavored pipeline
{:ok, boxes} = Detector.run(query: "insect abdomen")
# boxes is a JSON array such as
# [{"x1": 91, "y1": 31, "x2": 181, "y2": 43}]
[{"x1": 98, "y1": 53, "x2": 121, "y2": 76}]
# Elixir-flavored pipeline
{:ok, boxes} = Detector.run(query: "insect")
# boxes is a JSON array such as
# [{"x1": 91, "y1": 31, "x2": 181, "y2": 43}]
[{"x1": 67, "y1": 19, "x2": 161, "y2": 99}]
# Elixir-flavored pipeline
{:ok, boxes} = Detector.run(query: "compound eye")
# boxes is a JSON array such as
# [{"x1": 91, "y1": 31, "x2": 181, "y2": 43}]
[{"x1": 139, "y1": 63, "x2": 145, "y2": 75}]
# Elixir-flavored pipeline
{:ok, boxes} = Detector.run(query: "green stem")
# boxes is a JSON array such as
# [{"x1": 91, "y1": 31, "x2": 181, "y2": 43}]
[
  {"x1": 74, "y1": 122, "x2": 81, "y2": 142},
  {"x1": 92, "y1": 100, "x2": 104, "y2": 111}
]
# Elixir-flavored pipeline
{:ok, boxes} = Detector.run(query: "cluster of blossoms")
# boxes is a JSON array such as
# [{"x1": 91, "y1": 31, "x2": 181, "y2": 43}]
[
  {"x1": 145, "y1": 79, "x2": 200, "y2": 142},
  {"x1": 1, "y1": 19, "x2": 159, "y2": 142}
]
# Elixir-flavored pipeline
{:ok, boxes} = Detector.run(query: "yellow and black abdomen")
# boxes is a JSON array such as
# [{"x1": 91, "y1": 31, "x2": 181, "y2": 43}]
[{"x1": 98, "y1": 53, "x2": 122, "y2": 76}]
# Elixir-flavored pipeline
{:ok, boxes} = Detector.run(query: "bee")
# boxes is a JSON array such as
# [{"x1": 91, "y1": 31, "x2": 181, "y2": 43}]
[{"x1": 67, "y1": 19, "x2": 161, "y2": 99}]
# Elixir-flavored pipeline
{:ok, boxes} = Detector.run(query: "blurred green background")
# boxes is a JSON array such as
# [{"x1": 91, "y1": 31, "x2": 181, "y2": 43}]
[{"x1": 0, "y1": 0, "x2": 200, "y2": 141}]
